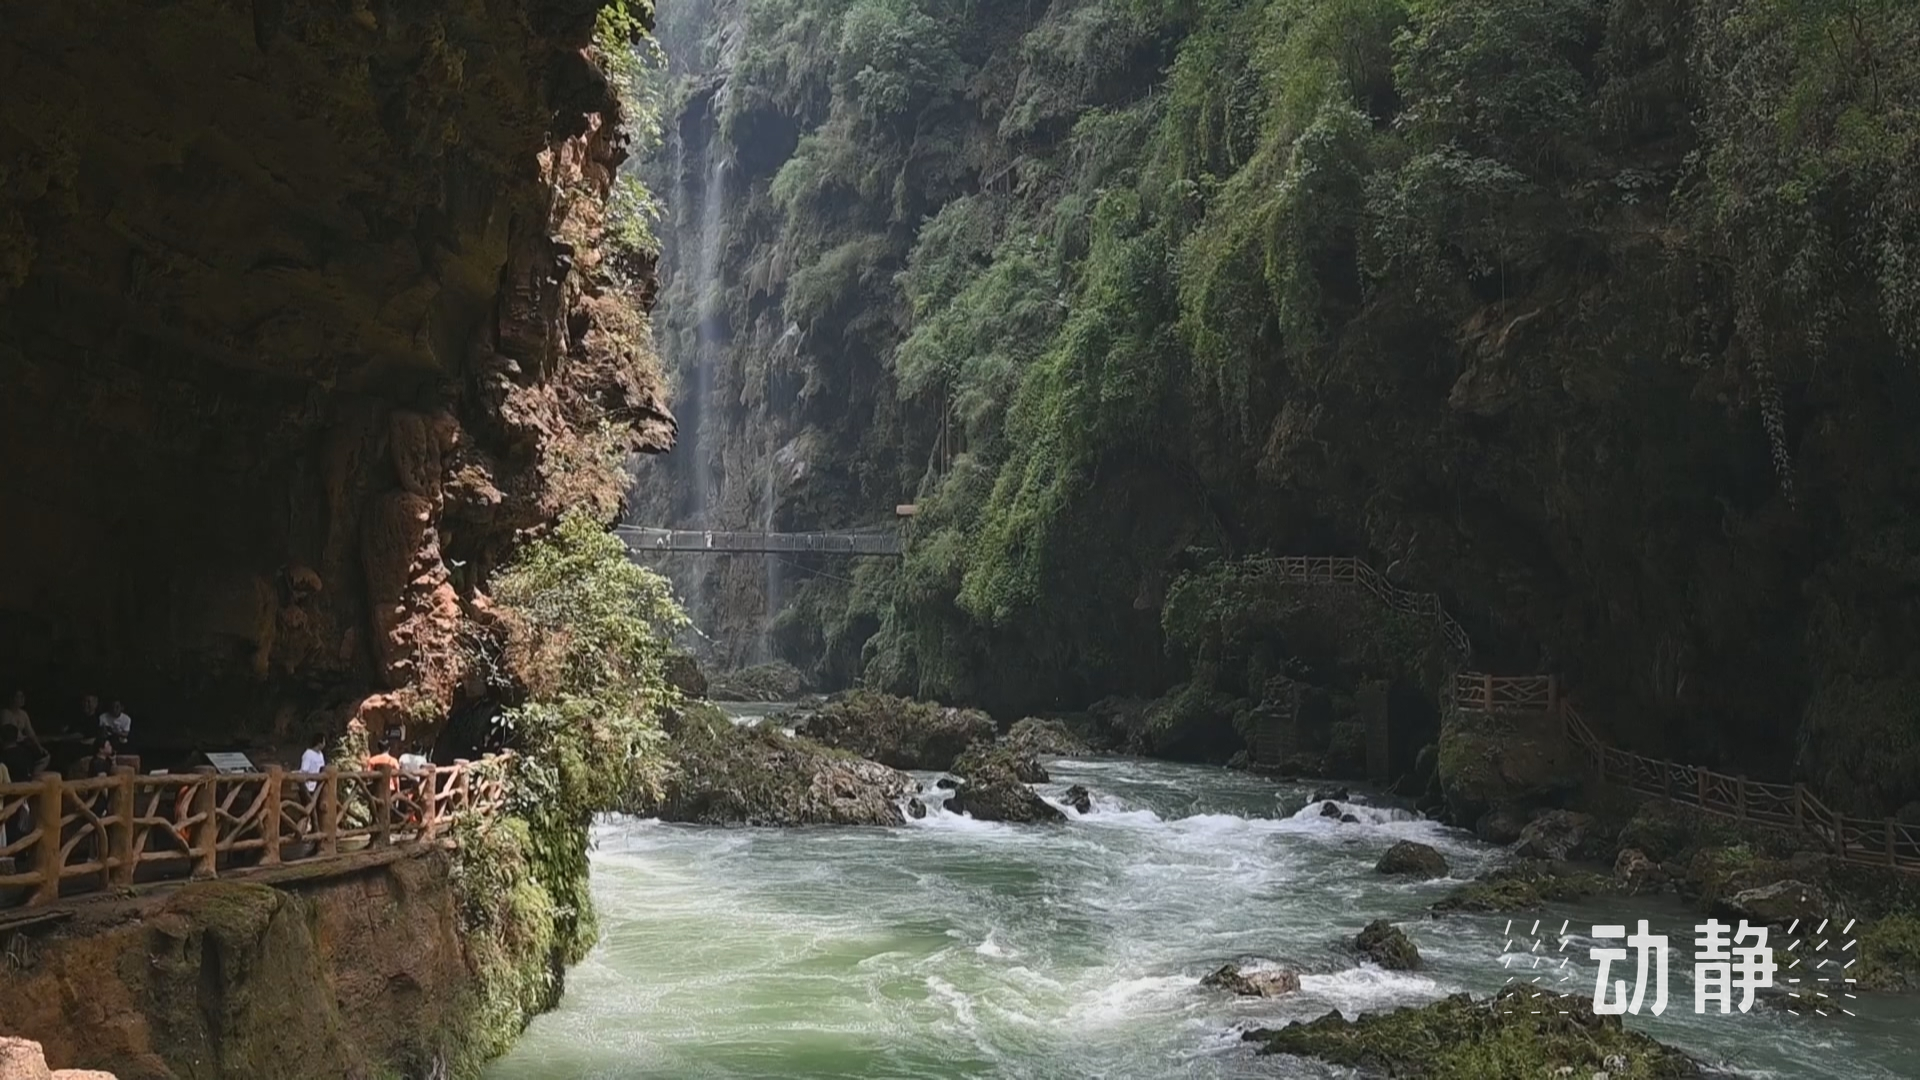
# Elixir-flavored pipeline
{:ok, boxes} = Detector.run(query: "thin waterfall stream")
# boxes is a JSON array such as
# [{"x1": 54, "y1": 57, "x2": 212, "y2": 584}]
[{"x1": 483, "y1": 707, "x2": 1920, "y2": 1079}]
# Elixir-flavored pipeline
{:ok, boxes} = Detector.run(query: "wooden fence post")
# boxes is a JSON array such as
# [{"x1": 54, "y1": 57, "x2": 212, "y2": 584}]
[
  {"x1": 32, "y1": 772, "x2": 65, "y2": 905},
  {"x1": 1887, "y1": 819, "x2": 1898, "y2": 867},
  {"x1": 262, "y1": 766, "x2": 284, "y2": 866},
  {"x1": 454, "y1": 760, "x2": 471, "y2": 813},
  {"x1": 320, "y1": 767, "x2": 340, "y2": 857},
  {"x1": 1793, "y1": 782, "x2": 1805, "y2": 833},
  {"x1": 1546, "y1": 675, "x2": 1559, "y2": 715},
  {"x1": 373, "y1": 768, "x2": 394, "y2": 847},
  {"x1": 1481, "y1": 673, "x2": 1494, "y2": 711},
  {"x1": 1662, "y1": 762, "x2": 1675, "y2": 802},
  {"x1": 109, "y1": 767, "x2": 136, "y2": 886},
  {"x1": 420, "y1": 767, "x2": 440, "y2": 841},
  {"x1": 1697, "y1": 769, "x2": 1709, "y2": 808},
  {"x1": 192, "y1": 768, "x2": 218, "y2": 879},
  {"x1": 1737, "y1": 776, "x2": 1748, "y2": 823}
]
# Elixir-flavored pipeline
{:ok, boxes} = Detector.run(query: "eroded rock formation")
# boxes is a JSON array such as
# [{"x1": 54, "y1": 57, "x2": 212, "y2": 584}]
[{"x1": 0, "y1": 0, "x2": 672, "y2": 749}]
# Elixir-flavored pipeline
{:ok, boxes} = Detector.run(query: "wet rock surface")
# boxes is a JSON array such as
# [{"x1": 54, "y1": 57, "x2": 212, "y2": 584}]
[
  {"x1": 1064, "y1": 784, "x2": 1094, "y2": 814},
  {"x1": 1355, "y1": 920, "x2": 1422, "y2": 971},
  {"x1": 1375, "y1": 840, "x2": 1450, "y2": 879},
  {"x1": 1432, "y1": 861, "x2": 1615, "y2": 913},
  {"x1": 1245, "y1": 986, "x2": 1700, "y2": 1078},
  {"x1": 1201, "y1": 963, "x2": 1300, "y2": 998},
  {"x1": 708, "y1": 661, "x2": 810, "y2": 703},
  {"x1": 1512, "y1": 810, "x2": 1599, "y2": 862}
]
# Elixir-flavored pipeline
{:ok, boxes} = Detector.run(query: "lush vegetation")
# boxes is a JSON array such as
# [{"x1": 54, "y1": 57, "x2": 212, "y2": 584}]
[
  {"x1": 651, "y1": 0, "x2": 1920, "y2": 813},
  {"x1": 445, "y1": 512, "x2": 687, "y2": 1064}
]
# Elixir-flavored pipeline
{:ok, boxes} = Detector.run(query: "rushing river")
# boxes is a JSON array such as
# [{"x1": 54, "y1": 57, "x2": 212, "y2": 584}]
[{"x1": 486, "y1": 732, "x2": 1920, "y2": 1078}]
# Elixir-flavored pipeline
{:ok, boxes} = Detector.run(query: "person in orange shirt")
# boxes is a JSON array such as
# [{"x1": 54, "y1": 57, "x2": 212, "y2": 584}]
[{"x1": 367, "y1": 734, "x2": 400, "y2": 771}]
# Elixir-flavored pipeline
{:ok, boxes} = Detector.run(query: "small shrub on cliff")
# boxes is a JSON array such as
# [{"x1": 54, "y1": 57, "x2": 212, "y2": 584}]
[{"x1": 482, "y1": 511, "x2": 688, "y2": 960}]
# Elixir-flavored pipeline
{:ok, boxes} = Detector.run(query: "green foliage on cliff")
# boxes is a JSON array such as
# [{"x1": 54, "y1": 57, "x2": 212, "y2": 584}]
[
  {"x1": 487, "y1": 511, "x2": 687, "y2": 961},
  {"x1": 657, "y1": 0, "x2": 1920, "y2": 808}
]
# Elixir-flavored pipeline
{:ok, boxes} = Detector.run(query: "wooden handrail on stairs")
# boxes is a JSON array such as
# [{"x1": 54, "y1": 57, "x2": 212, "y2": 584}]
[{"x1": 1452, "y1": 676, "x2": 1920, "y2": 874}]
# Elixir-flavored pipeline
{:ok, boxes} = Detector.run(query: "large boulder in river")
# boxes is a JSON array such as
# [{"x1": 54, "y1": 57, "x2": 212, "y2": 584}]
[
  {"x1": 1004, "y1": 716, "x2": 1092, "y2": 757},
  {"x1": 1064, "y1": 784, "x2": 1094, "y2": 814},
  {"x1": 1437, "y1": 707, "x2": 1582, "y2": 829},
  {"x1": 953, "y1": 742, "x2": 1048, "y2": 784},
  {"x1": 1355, "y1": 920, "x2": 1421, "y2": 970},
  {"x1": 1375, "y1": 841, "x2": 1449, "y2": 879},
  {"x1": 707, "y1": 661, "x2": 809, "y2": 703},
  {"x1": 947, "y1": 769, "x2": 1065, "y2": 824},
  {"x1": 647, "y1": 705, "x2": 913, "y2": 826},
  {"x1": 1512, "y1": 810, "x2": 1599, "y2": 862},
  {"x1": 793, "y1": 690, "x2": 995, "y2": 771},
  {"x1": 1201, "y1": 963, "x2": 1300, "y2": 998}
]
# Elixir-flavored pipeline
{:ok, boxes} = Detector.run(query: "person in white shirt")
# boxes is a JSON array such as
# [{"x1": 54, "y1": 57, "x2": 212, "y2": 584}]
[
  {"x1": 97, "y1": 700, "x2": 132, "y2": 745},
  {"x1": 298, "y1": 732, "x2": 327, "y2": 793}
]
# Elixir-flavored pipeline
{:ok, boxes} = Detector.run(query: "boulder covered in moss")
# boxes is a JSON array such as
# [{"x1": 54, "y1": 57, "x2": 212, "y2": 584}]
[
  {"x1": 1855, "y1": 913, "x2": 1920, "y2": 991},
  {"x1": 1711, "y1": 879, "x2": 1829, "y2": 928},
  {"x1": 952, "y1": 741, "x2": 1048, "y2": 784},
  {"x1": 1004, "y1": 716, "x2": 1092, "y2": 757},
  {"x1": 1512, "y1": 809, "x2": 1600, "y2": 862},
  {"x1": 1201, "y1": 963, "x2": 1300, "y2": 998},
  {"x1": 793, "y1": 690, "x2": 996, "y2": 771},
  {"x1": 947, "y1": 760, "x2": 1066, "y2": 823},
  {"x1": 1615, "y1": 848, "x2": 1667, "y2": 893},
  {"x1": 649, "y1": 705, "x2": 913, "y2": 826},
  {"x1": 1432, "y1": 861, "x2": 1615, "y2": 913},
  {"x1": 1376, "y1": 841, "x2": 1450, "y2": 879},
  {"x1": 1437, "y1": 709, "x2": 1581, "y2": 830},
  {"x1": 707, "y1": 661, "x2": 809, "y2": 703},
  {"x1": 1245, "y1": 986, "x2": 1699, "y2": 1078},
  {"x1": 1355, "y1": 920, "x2": 1421, "y2": 970}
]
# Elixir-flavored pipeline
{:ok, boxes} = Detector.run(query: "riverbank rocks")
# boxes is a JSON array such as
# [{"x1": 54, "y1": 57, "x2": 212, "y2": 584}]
[
  {"x1": 1376, "y1": 841, "x2": 1450, "y2": 879},
  {"x1": 1615, "y1": 848, "x2": 1667, "y2": 893},
  {"x1": 0, "y1": 1040, "x2": 117, "y2": 1080},
  {"x1": 1513, "y1": 810, "x2": 1599, "y2": 862},
  {"x1": 1201, "y1": 964, "x2": 1300, "y2": 997},
  {"x1": 1004, "y1": 716, "x2": 1092, "y2": 757},
  {"x1": 953, "y1": 742, "x2": 1049, "y2": 784},
  {"x1": 794, "y1": 690, "x2": 996, "y2": 771},
  {"x1": 1433, "y1": 861, "x2": 1614, "y2": 913},
  {"x1": 1065, "y1": 785, "x2": 1094, "y2": 814},
  {"x1": 650, "y1": 705, "x2": 914, "y2": 826},
  {"x1": 1355, "y1": 920, "x2": 1421, "y2": 970},
  {"x1": 708, "y1": 661, "x2": 809, "y2": 703},
  {"x1": 1243, "y1": 986, "x2": 1700, "y2": 1078},
  {"x1": 1712, "y1": 879, "x2": 1829, "y2": 927}
]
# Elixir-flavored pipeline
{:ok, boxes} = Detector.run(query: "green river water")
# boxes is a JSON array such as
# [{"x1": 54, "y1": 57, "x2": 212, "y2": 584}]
[{"x1": 484, "y1": 712, "x2": 1920, "y2": 1079}]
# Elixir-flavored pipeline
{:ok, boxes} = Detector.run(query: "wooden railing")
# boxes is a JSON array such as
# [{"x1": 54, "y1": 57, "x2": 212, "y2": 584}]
[
  {"x1": 1237, "y1": 555, "x2": 1473, "y2": 660},
  {"x1": 0, "y1": 756, "x2": 510, "y2": 909},
  {"x1": 1453, "y1": 675, "x2": 1920, "y2": 874}
]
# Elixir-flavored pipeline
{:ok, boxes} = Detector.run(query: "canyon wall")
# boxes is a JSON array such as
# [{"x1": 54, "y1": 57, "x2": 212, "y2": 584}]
[
  {"x1": 0, "y1": 850, "x2": 542, "y2": 1080},
  {"x1": 0, "y1": 0, "x2": 672, "y2": 750},
  {"x1": 645, "y1": 0, "x2": 1920, "y2": 814}
]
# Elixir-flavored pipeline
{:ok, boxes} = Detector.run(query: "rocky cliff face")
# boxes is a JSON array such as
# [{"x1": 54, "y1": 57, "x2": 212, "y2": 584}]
[
  {"x1": 0, "y1": 0, "x2": 672, "y2": 746},
  {"x1": 646, "y1": 0, "x2": 1920, "y2": 815},
  {"x1": 0, "y1": 852, "x2": 536, "y2": 1080}
]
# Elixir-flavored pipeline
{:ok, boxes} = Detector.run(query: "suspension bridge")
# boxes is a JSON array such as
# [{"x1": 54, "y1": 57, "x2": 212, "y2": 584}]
[{"x1": 616, "y1": 525, "x2": 905, "y2": 557}]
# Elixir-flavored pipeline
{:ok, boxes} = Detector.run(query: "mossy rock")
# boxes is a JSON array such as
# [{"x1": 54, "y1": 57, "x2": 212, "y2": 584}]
[
  {"x1": 708, "y1": 661, "x2": 808, "y2": 703},
  {"x1": 1003, "y1": 716, "x2": 1091, "y2": 757},
  {"x1": 793, "y1": 690, "x2": 995, "y2": 771},
  {"x1": 1854, "y1": 913, "x2": 1920, "y2": 991},
  {"x1": 1355, "y1": 919, "x2": 1421, "y2": 970},
  {"x1": 649, "y1": 704, "x2": 913, "y2": 826},
  {"x1": 952, "y1": 741, "x2": 1047, "y2": 783},
  {"x1": 1433, "y1": 861, "x2": 1616, "y2": 913},
  {"x1": 1245, "y1": 986, "x2": 1700, "y2": 1078},
  {"x1": 1437, "y1": 710, "x2": 1581, "y2": 826}
]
